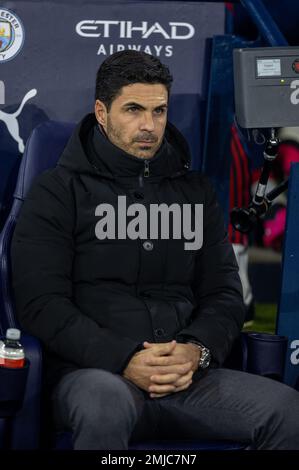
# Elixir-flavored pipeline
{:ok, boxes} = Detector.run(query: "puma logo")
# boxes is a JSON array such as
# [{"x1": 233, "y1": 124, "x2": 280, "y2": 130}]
[{"x1": 0, "y1": 88, "x2": 37, "y2": 153}]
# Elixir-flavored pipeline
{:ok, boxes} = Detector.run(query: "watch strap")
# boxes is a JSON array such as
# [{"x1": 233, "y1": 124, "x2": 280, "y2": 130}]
[{"x1": 187, "y1": 340, "x2": 211, "y2": 369}]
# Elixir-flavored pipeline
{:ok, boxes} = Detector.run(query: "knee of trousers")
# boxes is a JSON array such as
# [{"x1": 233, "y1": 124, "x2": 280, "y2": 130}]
[
  {"x1": 254, "y1": 383, "x2": 299, "y2": 446},
  {"x1": 65, "y1": 369, "x2": 142, "y2": 429}
]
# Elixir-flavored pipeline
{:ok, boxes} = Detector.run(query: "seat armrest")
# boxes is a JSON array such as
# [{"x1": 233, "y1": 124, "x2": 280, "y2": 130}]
[
  {"x1": 241, "y1": 331, "x2": 288, "y2": 382},
  {"x1": 10, "y1": 334, "x2": 43, "y2": 449}
]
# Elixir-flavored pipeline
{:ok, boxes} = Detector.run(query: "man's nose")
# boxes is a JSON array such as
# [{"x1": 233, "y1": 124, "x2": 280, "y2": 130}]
[{"x1": 140, "y1": 112, "x2": 155, "y2": 132}]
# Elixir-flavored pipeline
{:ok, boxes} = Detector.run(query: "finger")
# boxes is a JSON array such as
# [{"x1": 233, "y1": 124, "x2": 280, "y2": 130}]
[
  {"x1": 143, "y1": 341, "x2": 154, "y2": 348},
  {"x1": 174, "y1": 380, "x2": 193, "y2": 393},
  {"x1": 143, "y1": 363, "x2": 192, "y2": 377},
  {"x1": 146, "y1": 354, "x2": 188, "y2": 367},
  {"x1": 148, "y1": 383, "x2": 176, "y2": 394},
  {"x1": 150, "y1": 373, "x2": 181, "y2": 384},
  {"x1": 145, "y1": 340, "x2": 177, "y2": 354},
  {"x1": 173, "y1": 370, "x2": 193, "y2": 388},
  {"x1": 149, "y1": 380, "x2": 192, "y2": 399},
  {"x1": 143, "y1": 340, "x2": 176, "y2": 355},
  {"x1": 150, "y1": 361, "x2": 193, "y2": 376},
  {"x1": 149, "y1": 392, "x2": 171, "y2": 398}
]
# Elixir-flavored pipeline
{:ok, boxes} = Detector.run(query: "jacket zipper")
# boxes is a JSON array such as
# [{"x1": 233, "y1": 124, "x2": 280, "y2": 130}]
[
  {"x1": 144, "y1": 160, "x2": 150, "y2": 177},
  {"x1": 139, "y1": 160, "x2": 150, "y2": 188}
]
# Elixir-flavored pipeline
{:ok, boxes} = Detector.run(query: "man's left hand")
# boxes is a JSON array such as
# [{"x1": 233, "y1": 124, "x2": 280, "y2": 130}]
[{"x1": 143, "y1": 341, "x2": 200, "y2": 398}]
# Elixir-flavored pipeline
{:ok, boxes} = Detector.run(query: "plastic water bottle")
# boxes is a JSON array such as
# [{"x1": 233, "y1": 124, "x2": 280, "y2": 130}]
[{"x1": 0, "y1": 328, "x2": 25, "y2": 368}]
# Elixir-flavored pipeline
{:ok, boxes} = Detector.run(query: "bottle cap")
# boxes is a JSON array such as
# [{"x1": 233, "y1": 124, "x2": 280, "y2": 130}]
[{"x1": 6, "y1": 328, "x2": 21, "y2": 341}]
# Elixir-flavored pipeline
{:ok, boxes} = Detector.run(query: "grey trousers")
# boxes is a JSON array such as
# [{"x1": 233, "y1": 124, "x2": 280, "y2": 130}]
[{"x1": 51, "y1": 367, "x2": 299, "y2": 450}]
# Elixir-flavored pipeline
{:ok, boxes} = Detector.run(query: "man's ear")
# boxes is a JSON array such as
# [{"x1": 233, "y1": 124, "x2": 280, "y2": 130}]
[{"x1": 95, "y1": 99, "x2": 108, "y2": 129}]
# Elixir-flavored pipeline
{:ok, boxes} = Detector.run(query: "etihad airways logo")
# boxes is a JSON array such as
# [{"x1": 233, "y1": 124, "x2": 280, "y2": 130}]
[
  {"x1": 75, "y1": 20, "x2": 196, "y2": 57},
  {"x1": 76, "y1": 21, "x2": 195, "y2": 40},
  {"x1": 95, "y1": 196, "x2": 203, "y2": 250}
]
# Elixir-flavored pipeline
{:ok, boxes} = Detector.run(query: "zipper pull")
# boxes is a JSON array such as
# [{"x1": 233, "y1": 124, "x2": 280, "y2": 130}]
[{"x1": 144, "y1": 160, "x2": 150, "y2": 177}]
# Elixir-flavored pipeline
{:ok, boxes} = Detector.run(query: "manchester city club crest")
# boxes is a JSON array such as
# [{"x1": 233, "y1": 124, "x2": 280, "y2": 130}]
[{"x1": 0, "y1": 9, "x2": 25, "y2": 62}]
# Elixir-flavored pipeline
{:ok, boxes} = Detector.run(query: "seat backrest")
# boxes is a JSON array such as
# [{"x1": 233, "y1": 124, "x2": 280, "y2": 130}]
[
  {"x1": 0, "y1": 120, "x2": 75, "y2": 449},
  {"x1": 0, "y1": 120, "x2": 75, "y2": 334}
]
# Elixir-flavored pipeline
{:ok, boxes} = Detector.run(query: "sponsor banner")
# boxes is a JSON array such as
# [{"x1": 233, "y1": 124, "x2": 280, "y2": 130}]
[{"x1": 0, "y1": 1, "x2": 225, "y2": 226}]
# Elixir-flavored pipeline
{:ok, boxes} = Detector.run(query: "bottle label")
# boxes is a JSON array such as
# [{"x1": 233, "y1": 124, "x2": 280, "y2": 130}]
[{"x1": 0, "y1": 357, "x2": 25, "y2": 368}]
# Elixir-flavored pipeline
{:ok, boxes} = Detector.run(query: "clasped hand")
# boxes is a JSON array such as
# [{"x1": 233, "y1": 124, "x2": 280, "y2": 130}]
[{"x1": 123, "y1": 340, "x2": 200, "y2": 398}]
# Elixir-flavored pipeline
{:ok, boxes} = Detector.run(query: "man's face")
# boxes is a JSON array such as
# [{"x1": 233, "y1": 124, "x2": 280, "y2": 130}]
[{"x1": 95, "y1": 83, "x2": 168, "y2": 159}]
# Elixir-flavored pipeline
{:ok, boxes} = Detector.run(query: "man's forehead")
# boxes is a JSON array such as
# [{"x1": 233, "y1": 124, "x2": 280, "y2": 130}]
[{"x1": 118, "y1": 83, "x2": 168, "y2": 105}]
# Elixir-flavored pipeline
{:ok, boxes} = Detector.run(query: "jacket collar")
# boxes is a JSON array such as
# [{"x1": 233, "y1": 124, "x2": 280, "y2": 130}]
[
  {"x1": 90, "y1": 122, "x2": 173, "y2": 178},
  {"x1": 58, "y1": 113, "x2": 191, "y2": 180}
]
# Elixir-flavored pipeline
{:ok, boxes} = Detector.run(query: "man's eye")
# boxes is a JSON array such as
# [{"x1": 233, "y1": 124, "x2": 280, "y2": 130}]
[
  {"x1": 127, "y1": 107, "x2": 139, "y2": 113},
  {"x1": 154, "y1": 108, "x2": 166, "y2": 115}
]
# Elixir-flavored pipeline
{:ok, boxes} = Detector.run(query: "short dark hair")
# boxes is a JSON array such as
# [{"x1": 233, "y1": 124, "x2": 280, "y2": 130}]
[{"x1": 95, "y1": 50, "x2": 173, "y2": 111}]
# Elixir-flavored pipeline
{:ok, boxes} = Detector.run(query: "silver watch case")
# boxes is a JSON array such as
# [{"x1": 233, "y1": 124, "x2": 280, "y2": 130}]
[
  {"x1": 188, "y1": 340, "x2": 211, "y2": 369},
  {"x1": 198, "y1": 345, "x2": 211, "y2": 369}
]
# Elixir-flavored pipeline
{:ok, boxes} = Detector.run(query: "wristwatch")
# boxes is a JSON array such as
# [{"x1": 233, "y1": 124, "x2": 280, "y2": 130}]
[{"x1": 187, "y1": 340, "x2": 211, "y2": 369}]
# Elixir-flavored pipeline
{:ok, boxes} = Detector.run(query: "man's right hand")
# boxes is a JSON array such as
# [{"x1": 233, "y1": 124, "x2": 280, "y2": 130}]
[{"x1": 123, "y1": 340, "x2": 194, "y2": 398}]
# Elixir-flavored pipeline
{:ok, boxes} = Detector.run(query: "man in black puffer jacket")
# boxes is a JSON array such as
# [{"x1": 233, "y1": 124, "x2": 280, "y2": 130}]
[{"x1": 11, "y1": 51, "x2": 299, "y2": 450}]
